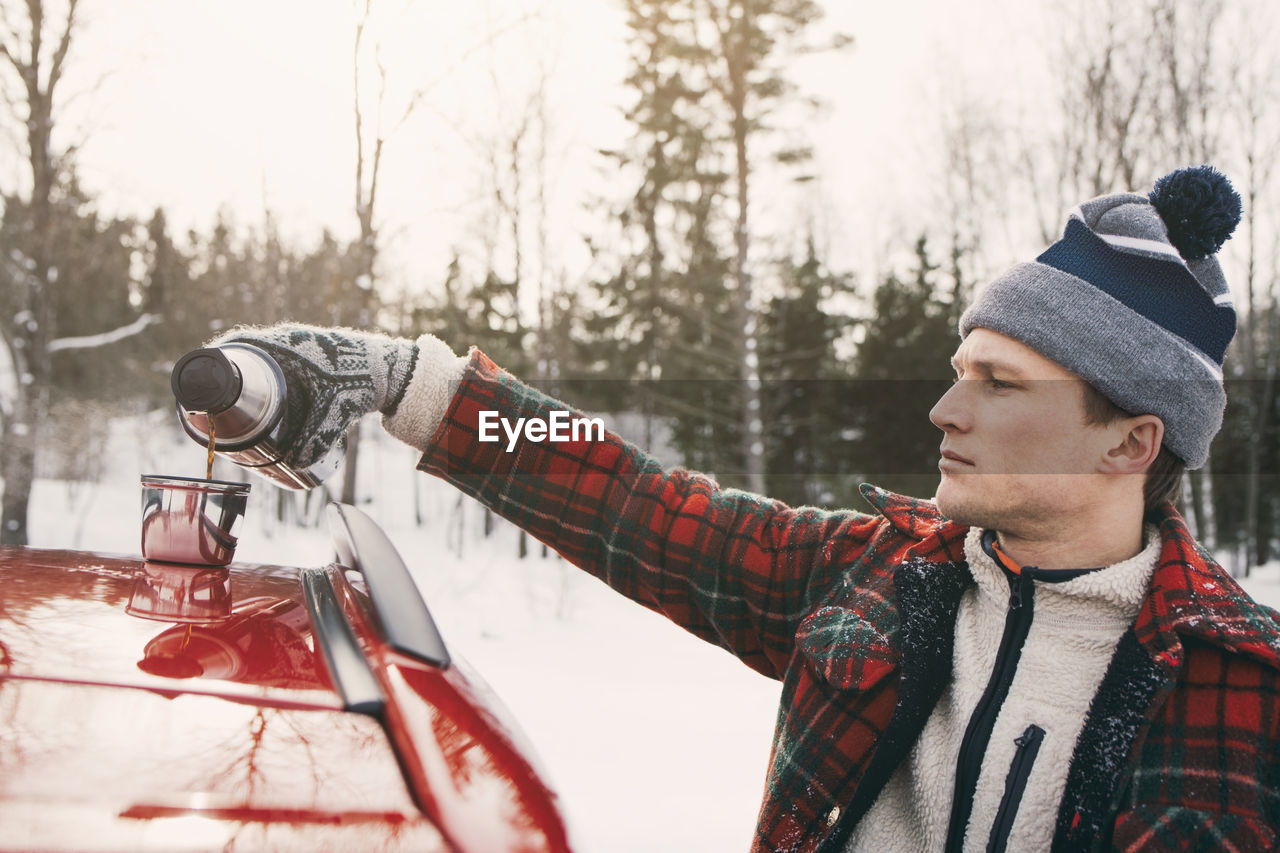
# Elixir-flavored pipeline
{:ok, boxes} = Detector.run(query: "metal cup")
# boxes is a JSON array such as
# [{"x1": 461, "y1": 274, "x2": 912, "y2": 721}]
[{"x1": 140, "y1": 475, "x2": 251, "y2": 567}]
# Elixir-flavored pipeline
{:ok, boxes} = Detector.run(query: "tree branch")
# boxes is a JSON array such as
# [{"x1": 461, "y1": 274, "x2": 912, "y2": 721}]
[
  {"x1": 353, "y1": 0, "x2": 370, "y2": 217},
  {"x1": 0, "y1": 40, "x2": 23, "y2": 80},
  {"x1": 47, "y1": 313, "x2": 162, "y2": 353},
  {"x1": 59, "y1": 63, "x2": 120, "y2": 112},
  {"x1": 391, "y1": 7, "x2": 541, "y2": 135},
  {"x1": 46, "y1": 0, "x2": 77, "y2": 96},
  {"x1": 366, "y1": 44, "x2": 386, "y2": 227},
  {"x1": 25, "y1": 0, "x2": 42, "y2": 99}
]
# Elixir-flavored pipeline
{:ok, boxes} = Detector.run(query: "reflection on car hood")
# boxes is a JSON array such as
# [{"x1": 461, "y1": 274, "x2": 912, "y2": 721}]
[
  {"x1": 0, "y1": 547, "x2": 340, "y2": 709},
  {"x1": 0, "y1": 679, "x2": 448, "y2": 851}
]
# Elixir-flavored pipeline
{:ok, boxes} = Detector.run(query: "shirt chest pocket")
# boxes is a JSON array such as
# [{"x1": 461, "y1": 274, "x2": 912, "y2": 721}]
[{"x1": 795, "y1": 605, "x2": 900, "y2": 692}]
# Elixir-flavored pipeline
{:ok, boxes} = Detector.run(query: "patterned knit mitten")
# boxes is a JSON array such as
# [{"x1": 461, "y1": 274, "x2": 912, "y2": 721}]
[{"x1": 210, "y1": 323, "x2": 418, "y2": 469}]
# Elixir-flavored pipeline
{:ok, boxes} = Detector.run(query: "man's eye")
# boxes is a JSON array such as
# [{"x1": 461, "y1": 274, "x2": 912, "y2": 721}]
[{"x1": 988, "y1": 378, "x2": 1013, "y2": 390}]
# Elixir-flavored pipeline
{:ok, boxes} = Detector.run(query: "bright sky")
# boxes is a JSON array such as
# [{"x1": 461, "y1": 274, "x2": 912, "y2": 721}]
[
  {"x1": 8, "y1": 0, "x2": 1054, "y2": 304},
  {"x1": 57, "y1": 0, "x2": 629, "y2": 281}
]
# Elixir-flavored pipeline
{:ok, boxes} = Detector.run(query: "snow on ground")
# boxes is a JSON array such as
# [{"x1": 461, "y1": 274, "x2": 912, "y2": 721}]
[
  {"x1": 22, "y1": 413, "x2": 1280, "y2": 851},
  {"x1": 25, "y1": 414, "x2": 782, "y2": 853},
  {"x1": 1244, "y1": 561, "x2": 1280, "y2": 611}
]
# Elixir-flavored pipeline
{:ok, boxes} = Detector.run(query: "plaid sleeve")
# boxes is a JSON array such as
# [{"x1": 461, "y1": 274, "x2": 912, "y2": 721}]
[{"x1": 416, "y1": 350, "x2": 886, "y2": 680}]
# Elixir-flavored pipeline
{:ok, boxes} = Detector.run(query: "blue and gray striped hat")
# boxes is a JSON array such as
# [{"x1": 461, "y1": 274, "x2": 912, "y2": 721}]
[{"x1": 960, "y1": 165, "x2": 1242, "y2": 469}]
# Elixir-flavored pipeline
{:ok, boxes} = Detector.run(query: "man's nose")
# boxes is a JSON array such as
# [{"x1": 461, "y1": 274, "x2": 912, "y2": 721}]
[{"x1": 929, "y1": 381, "x2": 970, "y2": 433}]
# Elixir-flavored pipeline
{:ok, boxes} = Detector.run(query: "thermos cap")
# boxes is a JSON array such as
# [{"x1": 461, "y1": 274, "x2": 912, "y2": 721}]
[{"x1": 171, "y1": 348, "x2": 243, "y2": 413}]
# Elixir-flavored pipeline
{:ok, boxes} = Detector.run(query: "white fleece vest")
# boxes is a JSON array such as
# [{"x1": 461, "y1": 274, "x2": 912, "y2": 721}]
[{"x1": 847, "y1": 524, "x2": 1161, "y2": 852}]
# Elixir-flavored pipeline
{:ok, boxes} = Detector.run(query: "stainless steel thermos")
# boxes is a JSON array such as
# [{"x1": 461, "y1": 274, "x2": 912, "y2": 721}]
[{"x1": 171, "y1": 344, "x2": 343, "y2": 489}]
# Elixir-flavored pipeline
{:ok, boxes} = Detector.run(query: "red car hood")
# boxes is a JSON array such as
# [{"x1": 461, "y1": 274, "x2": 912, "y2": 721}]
[{"x1": 0, "y1": 545, "x2": 571, "y2": 852}]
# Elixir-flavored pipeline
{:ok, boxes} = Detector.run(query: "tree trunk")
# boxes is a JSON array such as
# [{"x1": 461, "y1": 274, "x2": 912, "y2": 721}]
[
  {"x1": 726, "y1": 30, "x2": 765, "y2": 495},
  {"x1": 0, "y1": 260, "x2": 51, "y2": 547},
  {"x1": 0, "y1": 397, "x2": 37, "y2": 545},
  {"x1": 2, "y1": 97, "x2": 56, "y2": 543},
  {"x1": 1188, "y1": 467, "x2": 1212, "y2": 548},
  {"x1": 1243, "y1": 432, "x2": 1260, "y2": 578}
]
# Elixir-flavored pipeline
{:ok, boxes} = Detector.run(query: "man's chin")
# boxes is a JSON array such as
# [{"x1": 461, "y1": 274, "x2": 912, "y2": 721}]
[{"x1": 934, "y1": 480, "x2": 993, "y2": 528}]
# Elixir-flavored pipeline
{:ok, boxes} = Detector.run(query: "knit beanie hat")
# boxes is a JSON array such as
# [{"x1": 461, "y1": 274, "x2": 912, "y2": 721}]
[{"x1": 959, "y1": 165, "x2": 1242, "y2": 469}]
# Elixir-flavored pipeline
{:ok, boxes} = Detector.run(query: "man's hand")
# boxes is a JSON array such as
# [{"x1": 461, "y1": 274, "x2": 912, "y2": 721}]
[{"x1": 210, "y1": 324, "x2": 418, "y2": 469}]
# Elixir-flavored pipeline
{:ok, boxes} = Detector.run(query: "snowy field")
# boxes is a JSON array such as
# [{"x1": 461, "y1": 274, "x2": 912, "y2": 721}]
[{"x1": 20, "y1": 413, "x2": 1280, "y2": 851}]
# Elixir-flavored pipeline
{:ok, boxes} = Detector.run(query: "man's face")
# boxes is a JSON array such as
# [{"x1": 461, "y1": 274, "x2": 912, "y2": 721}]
[{"x1": 929, "y1": 328, "x2": 1116, "y2": 535}]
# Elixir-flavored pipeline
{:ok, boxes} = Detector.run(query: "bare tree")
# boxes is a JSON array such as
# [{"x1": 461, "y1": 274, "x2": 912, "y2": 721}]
[
  {"x1": 338, "y1": 0, "x2": 387, "y2": 507},
  {"x1": 1223, "y1": 2, "x2": 1280, "y2": 574},
  {"x1": 0, "y1": 0, "x2": 157, "y2": 545},
  {"x1": 341, "y1": 0, "x2": 537, "y2": 506},
  {"x1": 1145, "y1": 0, "x2": 1228, "y2": 545},
  {"x1": 933, "y1": 90, "x2": 1018, "y2": 314}
]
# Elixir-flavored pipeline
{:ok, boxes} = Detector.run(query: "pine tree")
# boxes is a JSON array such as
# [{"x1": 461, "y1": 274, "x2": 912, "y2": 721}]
[
  {"x1": 588, "y1": 0, "x2": 843, "y2": 486},
  {"x1": 758, "y1": 239, "x2": 855, "y2": 506},
  {"x1": 848, "y1": 236, "x2": 957, "y2": 499}
]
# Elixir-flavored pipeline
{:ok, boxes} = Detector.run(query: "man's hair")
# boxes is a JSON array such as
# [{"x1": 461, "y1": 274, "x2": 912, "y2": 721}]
[{"x1": 1081, "y1": 383, "x2": 1185, "y2": 511}]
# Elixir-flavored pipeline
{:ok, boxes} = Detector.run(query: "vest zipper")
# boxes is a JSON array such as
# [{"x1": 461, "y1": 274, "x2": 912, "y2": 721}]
[
  {"x1": 943, "y1": 570, "x2": 1035, "y2": 853},
  {"x1": 986, "y1": 723, "x2": 1045, "y2": 853}
]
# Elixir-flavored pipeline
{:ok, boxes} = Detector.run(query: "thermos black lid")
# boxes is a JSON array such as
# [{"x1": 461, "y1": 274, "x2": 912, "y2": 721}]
[{"x1": 171, "y1": 348, "x2": 243, "y2": 413}]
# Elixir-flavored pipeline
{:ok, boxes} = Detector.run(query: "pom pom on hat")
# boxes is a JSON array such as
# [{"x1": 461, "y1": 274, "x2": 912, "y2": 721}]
[{"x1": 1148, "y1": 164, "x2": 1242, "y2": 261}]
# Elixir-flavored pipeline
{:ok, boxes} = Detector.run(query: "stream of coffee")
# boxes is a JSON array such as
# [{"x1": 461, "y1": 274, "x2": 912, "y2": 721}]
[{"x1": 206, "y1": 417, "x2": 216, "y2": 480}]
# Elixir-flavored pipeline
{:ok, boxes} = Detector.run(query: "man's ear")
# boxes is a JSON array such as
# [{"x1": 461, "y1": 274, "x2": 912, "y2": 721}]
[{"x1": 1100, "y1": 415, "x2": 1164, "y2": 475}]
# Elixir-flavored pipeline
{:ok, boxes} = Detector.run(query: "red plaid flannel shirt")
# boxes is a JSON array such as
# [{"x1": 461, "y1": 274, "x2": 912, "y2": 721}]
[{"x1": 419, "y1": 350, "x2": 1280, "y2": 852}]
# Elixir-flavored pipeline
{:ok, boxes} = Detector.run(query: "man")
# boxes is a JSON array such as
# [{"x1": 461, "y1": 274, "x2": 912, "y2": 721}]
[{"x1": 217, "y1": 165, "x2": 1280, "y2": 851}]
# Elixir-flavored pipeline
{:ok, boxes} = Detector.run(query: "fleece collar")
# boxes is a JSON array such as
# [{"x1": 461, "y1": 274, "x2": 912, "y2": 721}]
[{"x1": 858, "y1": 484, "x2": 1280, "y2": 674}]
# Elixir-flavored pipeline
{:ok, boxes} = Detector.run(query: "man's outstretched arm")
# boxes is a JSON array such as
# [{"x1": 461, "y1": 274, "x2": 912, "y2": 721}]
[
  {"x1": 393, "y1": 343, "x2": 885, "y2": 680},
  {"x1": 214, "y1": 324, "x2": 887, "y2": 681}
]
